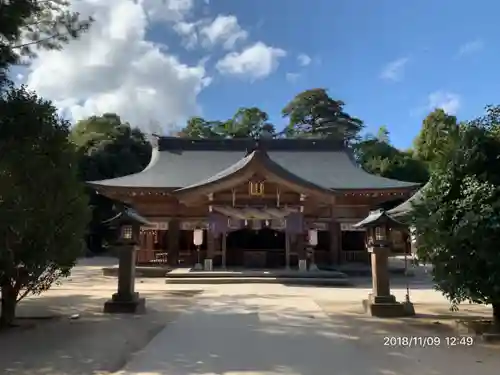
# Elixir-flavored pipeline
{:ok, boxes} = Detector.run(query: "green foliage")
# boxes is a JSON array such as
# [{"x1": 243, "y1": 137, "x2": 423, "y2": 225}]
[
  {"x1": 356, "y1": 127, "x2": 429, "y2": 183},
  {"x1": 468, "y1": 104, "x2": 500, "y2": 138},
  {"x1": 0, "y1": 1, "x2": 92, "y2": 71},
  {"x1": 412, "y1": 122, "x2": 500, "y2": 322},
  {"x1": 73, "y1": 113, "x2": 151, "y2": 181},
  {"x1": 413, "y1": 109, "x2": 459, "y2": 168},
  {"x1": 218, "y1": 107, "x2": 276, "y2": 138},
  {"x1": 179, "y1": 116, "x2": 222, "y2": 139},
  {"x1": 71, "y1": 113, "x2": 152, "y2": 254},
  {"x1": 282, "y1": 88, "x2": 363, "y2": 142},
  {"x1": 181, "y1": 108, "x2": 276, "y2": 139},
  {"x1": 0, "y1": 84, "x2": 90, "y2": 326}
]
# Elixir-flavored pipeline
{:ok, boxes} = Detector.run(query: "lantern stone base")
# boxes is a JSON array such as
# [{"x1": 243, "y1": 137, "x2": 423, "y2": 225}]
[
  {"x1": 362, "y1": 293, "x2": 415, "y2": 317},
  {"x1": 104, "y1": 292, "x2": 146, "y2": 314},
  {"x1": 193, "y1": 263, "x2": 203, "y2": 271}
]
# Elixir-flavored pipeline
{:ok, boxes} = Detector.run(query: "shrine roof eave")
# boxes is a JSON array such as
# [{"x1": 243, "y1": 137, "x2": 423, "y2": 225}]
[{"x1": 172, "y1": 149, "x2": 336, "y2": 201}]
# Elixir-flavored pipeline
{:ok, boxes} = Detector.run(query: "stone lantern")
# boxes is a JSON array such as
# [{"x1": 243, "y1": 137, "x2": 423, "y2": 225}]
[
  {"x1": 353, "y1": 209, "x2": 415, "y2": 317},
  {"x1": 103, "y1": 207, "x2": 150, "y2": 314}
]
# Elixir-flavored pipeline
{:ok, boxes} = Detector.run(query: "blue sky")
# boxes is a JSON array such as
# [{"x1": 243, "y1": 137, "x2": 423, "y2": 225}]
[
  {"x1": 167, "y1": 0, "x2": 499, "y2": 149},
  {"x1": 19, "y1": 0, "x2": 499, "y2": 150}
]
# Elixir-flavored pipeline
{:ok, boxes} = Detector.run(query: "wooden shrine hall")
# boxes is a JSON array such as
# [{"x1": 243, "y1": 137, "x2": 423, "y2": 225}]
[{"x1": 88, "y1": 136, "x2": 419, "y2": 269}]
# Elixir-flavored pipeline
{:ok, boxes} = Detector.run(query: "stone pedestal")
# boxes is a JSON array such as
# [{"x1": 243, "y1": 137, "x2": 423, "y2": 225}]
[
  {"x1": 204, "y1": 258, "x2": 213, "y2": 271},
  {"x1": 362, "y1": 245, "x2": 414, "y2": 317},
  {"x1": 104, "y1": 292, "x2": 146, "y2": 314},
  {"x1": 104, "y1": 244, "x2": 146, "y2": 314}
]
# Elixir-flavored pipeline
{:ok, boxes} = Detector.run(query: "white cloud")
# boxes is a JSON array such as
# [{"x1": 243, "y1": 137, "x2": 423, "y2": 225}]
[
  {"x1": 139, "y1": 0, "x2": 194, "y2": 22},
  {"x1": 173, "y1": 20, "x2": 201, "y2": 49},
  {"x1": 26, "y1": 0, "x2": 211, "y2": 133},
  {"x1": 380, "y1": 57, "x2": 409, "y2": 82},
  {"x1": 174, "y1": 15, "x2": 247, "y2": 50},
  {"x1": 200, "y1": 15, "x2": 248, "y2": 50},
  {"x1": 457, "y1": 39, "x2": 484, "y2": 57},
  {"x1": 216, "y1": 42, "x2": 286, "y2": 80},
  {"x1": 427, "y1": 91, "x2": 461, "y2": 114},
  {"x1": 286, "y1": 73, "x2": 300, "y2": 83},
  {"x1": 297, "y1": 54, "x2": 312, "y2": 66}
]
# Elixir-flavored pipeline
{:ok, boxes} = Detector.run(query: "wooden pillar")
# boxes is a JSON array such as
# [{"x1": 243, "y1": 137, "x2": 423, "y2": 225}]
[
  {"x1": 222, "y1": 232, "x2": 227, "y2": 269},
  {"x1": 329, "y1": 220, "x2": 341, "y2": 265},
  {"x1": 168, "y1": 219, "x2": 180, "y2": 266},
  {"x1": 205, "y1": 229, "x2": 215, "y2": 270},
  {"x1": 297, "y1": 232, "x2": 307, "y2": 271},
  {"x1": 207, "y1": 230, "x2": 215, "y2": 259},
  {"x1": 285, "y1": 232, "x2": 290, "y2": 269}
]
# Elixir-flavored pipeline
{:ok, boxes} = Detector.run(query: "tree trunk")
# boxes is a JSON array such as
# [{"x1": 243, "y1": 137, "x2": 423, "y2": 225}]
[
  {"x1": 0, "y1": 283, "x2": 17, "y2": 328},
  {"x1": 493, "y1": 303, "x2": 500, "y2": 328}
]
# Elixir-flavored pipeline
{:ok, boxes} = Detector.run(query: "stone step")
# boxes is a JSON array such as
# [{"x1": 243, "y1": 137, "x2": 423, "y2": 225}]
[
  {"x1": 166, "y1": 270, "x2": 348, "y2": 279},
  {"x1": 165, "y1": 277, "x2": 352, "y2": 286}
]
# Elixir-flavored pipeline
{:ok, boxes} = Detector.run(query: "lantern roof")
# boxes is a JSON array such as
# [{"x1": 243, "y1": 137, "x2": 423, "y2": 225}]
[
  {"x1": 103, "y1": 207, "x2": 151, "y2": 226},
  {"x1": 387, "y1": 181, "x2": 430, "y2": 220},
  {"x1": 353, "y1": 209, "x2": 405, "y2": 229}
]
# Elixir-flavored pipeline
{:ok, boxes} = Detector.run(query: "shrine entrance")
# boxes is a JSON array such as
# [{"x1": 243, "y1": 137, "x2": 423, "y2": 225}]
[{"x1": 226, "y1": 227, "x2": 286, "y2": 268}]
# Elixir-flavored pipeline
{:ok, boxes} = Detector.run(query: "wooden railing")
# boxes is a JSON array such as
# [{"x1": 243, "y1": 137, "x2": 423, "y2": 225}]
[
  {"x1": 135, "y1": 249, "x2": 169, "y2": 266},
  {"x1": 137, "y1": 247, "x2": 373, "y2": 266},
  {"x1": 342, "y1": 250, "x2": 369, "y2": 263}
]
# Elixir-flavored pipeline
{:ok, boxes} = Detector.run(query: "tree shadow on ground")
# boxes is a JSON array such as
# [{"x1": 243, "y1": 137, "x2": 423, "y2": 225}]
[
  {"x1": 1, "y1": 289, "x2": 498, "y2": 375},
  {"x1": 0, "y1": 290, "x2": 201, "y2": 375},
  {"x1": 118, "y1": 293, "x2": 500, "y2": 375}
]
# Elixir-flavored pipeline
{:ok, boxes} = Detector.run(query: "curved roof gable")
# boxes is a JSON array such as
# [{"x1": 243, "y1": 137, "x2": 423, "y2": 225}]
[{"x1": 174, "y1": 149, "x2": 335, "y2": 198}]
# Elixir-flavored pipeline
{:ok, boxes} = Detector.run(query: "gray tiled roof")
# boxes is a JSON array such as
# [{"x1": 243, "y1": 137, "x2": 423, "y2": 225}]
[
  {"x1": 267, "y1": 151, "x2": 418, "y2": 190},
  {"x1": 88, "y1": 138, "x2": 420, "y2": 190}
]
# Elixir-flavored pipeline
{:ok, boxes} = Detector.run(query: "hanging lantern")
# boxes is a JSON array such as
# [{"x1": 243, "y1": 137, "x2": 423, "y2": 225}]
[
  {"x1": 308, "y1": 229, "x2": 318, "y2": 246},
  {"x1": 193, "y1": 229, "x2": 204, "y2": 246}
]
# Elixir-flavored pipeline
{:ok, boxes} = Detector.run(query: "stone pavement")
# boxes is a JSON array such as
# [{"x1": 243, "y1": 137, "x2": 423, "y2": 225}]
[{"x1": 117, "y1": 288, "x2": 500, "y2": 375}]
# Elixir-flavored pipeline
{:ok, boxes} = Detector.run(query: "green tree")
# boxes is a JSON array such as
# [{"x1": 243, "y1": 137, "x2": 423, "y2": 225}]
[
  {"x1": 72, "y1": 114, "x2": 152, "y2": 254},
  {"x1": 282, "y1": 88, "x2": 363, "y2": 142},
  {"x1": 179, "y1": 117, "x2": 222, "y2": 138},
  {"x1": 73, "y1": 113, "x2": 151, "y2": 181},
  {"x1": 220, "y1": 107, "x2": 276, "y2": 138},
  {"x1": 412, "y1": 122, "x2": 500, "y2": 326},
  {"x1": 0, "y1": 0, "x2": 92, "y2": 86},
  {"x1": 468, "y1": 104, "x2": 500, "y2": 138},
  {"x1": 0, "y1": 85, "x2": 90, "y2": 327},
  {"x1": 413, "y1": 109, "x2": 459, "y2": 168},
  {"x1": 181, "y1": 108, "x2": 276, "y2": 139},
  {"x1": 356, "y1": 127, "x2": 429, "y2": 183}
]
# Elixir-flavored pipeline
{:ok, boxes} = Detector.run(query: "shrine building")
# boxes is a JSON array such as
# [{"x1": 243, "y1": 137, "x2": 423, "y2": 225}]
[{"x1": 88, "y1": 136, "x2": 419, "y2": 269}]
